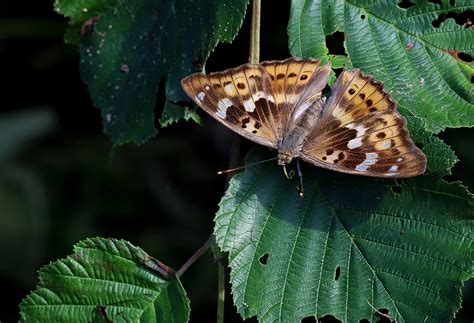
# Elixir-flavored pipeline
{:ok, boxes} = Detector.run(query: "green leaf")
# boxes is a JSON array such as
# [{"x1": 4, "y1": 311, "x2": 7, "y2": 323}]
[
  {"x1": 214, "y1": 147, "x2": 473, "y2": 322},
  {"x1": 20, "y1": 238, "x2": 190, "y2": 322},
  {"x1": 159, "y1": 102, "x2": 201, "y2": 128},
  {"x1": 405, "y1": 116, "x2": 458, "y2": 176},
  {"x1": 56, "y1": 0, "x2": 248, "y2": 144},
  {"x1": 54, "y1": 0, "x2": 117, "y2": 44},
  {"x1": 288, "y1": 0, "x2": 474, "y2": 133}
]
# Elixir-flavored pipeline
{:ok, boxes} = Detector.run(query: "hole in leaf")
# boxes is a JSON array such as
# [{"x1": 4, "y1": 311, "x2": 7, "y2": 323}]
[
  {"x1": 432, "y1": 10, "x2": 473, "y2": 28},
  {"x1": 427, "y1": 0, "x2": 441, "y2": 5},
  {"x1": 361, "y1": 14, "x2": 366, "y2": 19},
  {"x1": 259, "y1": 253, "x2": 269, "y2": 265},
  {"x1": 391, "y1": 185, "x2": 402, "y2": 195},
  {"x1": 374, "y1": 308, "x2": 394, "y2": 323},
  {"x1": 397, "y1": 0, "x2": 415, "y2": 9},
  {"x1": 325, "y1": 31, "x2": 346, "y2": 56},
  {"x1": 301, "y1": 316, "x2": 317, "y2": 323},
  {"x1": 457, "y1": 52, "x2": 473, "y2": 62},
  {"x1": 334, "y1": 266, "x2": 341, "y2": 281},
  {"x1": 360, "y1": 320, "x2": 370, "y2": 323},
  {"x1": 314, "y1": 315, "x2": 342, "y2": 323}
]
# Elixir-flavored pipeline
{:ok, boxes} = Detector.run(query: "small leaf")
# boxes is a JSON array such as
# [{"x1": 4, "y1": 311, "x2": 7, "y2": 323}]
[
  {"x1": 214, "y1": 147, "x2": 473, "y2": 322},
  {"x1": 289, "y1": 0, "x2": 474, "y2": 133},
  {"x1": 20, "y1": 238, "x2": 190, "y2": 322},
  {"x1": 57, "y1": 0, "x2": 249, "y2": 144}
]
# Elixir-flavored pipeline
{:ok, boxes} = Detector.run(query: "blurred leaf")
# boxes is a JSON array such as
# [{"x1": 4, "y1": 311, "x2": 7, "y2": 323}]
[
  {"x1": 288, "y1": 0, "x2": 474, "y2": 133},
  {"x1": 214, "y1": 147, "x2": 473, "y2": 322},
  {"x1": 56, "y1": 0, "x2": 249, "y2": 144},
  {"x1": 0, "y1": 109, "x2": 55, "y2": 163},
  {"x1": 20, "y1": 238, "x2": 190, "y2": 322}
]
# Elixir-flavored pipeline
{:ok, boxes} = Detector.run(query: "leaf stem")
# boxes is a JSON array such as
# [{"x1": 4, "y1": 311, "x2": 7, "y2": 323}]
[{"x1": 176, "y1": 236, "x2": 212, "y2": 277}]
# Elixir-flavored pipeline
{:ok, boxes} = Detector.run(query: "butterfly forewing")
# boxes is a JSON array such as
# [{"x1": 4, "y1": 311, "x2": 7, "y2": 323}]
[
  {"x1": 181, "y1": 65, "x2": 279, "y2": 148},
  {"x1": 301, "y1": 69, "x2": 426, "y2": 178},
  {"x1": 261, "y1": 58, "x2": 331, "y2": 132}
]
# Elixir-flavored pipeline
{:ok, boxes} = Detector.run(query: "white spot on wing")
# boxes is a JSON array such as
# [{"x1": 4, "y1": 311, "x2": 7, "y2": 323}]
[
  {"x1": 347, "y1": 124, "x2": 367, "y2": 149},
  {"x1": 217, "y1": 98, "x2": 232, "y2": 119},
  {"x1": 397, "y1": 157, "x2": 403, "y2": 162},
  {"x1": 225, "y1": 84, "x2": 233, "y2": 93},
  {"x1": 347, "y1": 137, "x2": 363, "y2": 149},
  {"x1": 355, "y1": 152, "x2": 378, "y2": 172},
  {"x1": 205, "y1": 85, "x2": 210, "y2": 90},
  {"x1": 381, "y1": 141, "x2": 391, "y2": 149},
  {"x1": 243, "y1": 99, "x2": 256, "y2": 112},
  {"x1": 388, "y1": 165, "x2": 398, "y2": 172},
  {"x1": 197, "y1": 91, "x2": 205, "y2": 101}
]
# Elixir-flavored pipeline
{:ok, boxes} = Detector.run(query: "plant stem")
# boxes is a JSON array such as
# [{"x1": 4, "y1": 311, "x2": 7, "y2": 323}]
[
  {"x1": 176, "y1": 237, "x2": 212, "y2": 277},
  {"x1": 217, "y1": 259, "x2": 225, "y2": 323},
  {"x1": 249, "y1": 0, "x2": 261, "y2": 64}
]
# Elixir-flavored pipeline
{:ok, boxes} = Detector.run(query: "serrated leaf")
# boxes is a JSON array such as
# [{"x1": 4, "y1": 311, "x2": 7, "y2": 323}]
[
  {"x1": 289, "y1": 0, "x2": 474, "y2": 133},
  {"x1": 60, "y1": 0, "x2": 249, "y2": 144},
  {"x1": 160, "y1": 102, "x2": 201, "y2": 128},
  {"x1": 20, "y1": 238, "x2": 190, "y2": 322},
  {"x1": 405, "y1": 115, "x2": 458, "y2": 176},
  {"x1": 214, "y1": 147, "x2": 473, "y2": 322}
]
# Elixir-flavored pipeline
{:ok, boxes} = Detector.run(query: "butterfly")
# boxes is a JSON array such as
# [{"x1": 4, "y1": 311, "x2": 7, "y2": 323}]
[{"x1": 181, "y1": 57, "x2": 426, "y2": 178}]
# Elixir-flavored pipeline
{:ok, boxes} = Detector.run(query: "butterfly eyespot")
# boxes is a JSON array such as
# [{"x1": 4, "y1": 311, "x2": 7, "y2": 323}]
[
  {"x1": 369, "y1": 107, "x2": 377, "y2": 112},
  {"x1": 212, "y1": 83, "x2": 221, "y2": 89},
  {"x1": 252, "y1": 130, "x2": 258, "y2": 134},
  {"x1": 338, "y1": 152, "x2": 345, "y2": 160},
  {"x1": 254, "y1": 121, "x2": 261, "y2": 129},
  {"x1": 359, "y1": 93, "x2": 366, "y2": 99},
  {"x1": 237, "y1": 82, "x2": 246, "y2": 89},
  {"x1": 300, "y1": 74, "x2": 308, "y2": 80},
  {"x1": 376, "y1": 132, "x2": 386, "y2": 139},
  {"x1": 288, "y1": 72, "x2": 297, "y2": 78},
  {"x1": 326, "y1": 149, "x2": 334, "y2": 155},
  {"x1": 333, "y1": 159, "x2": 340, "y2": 164},
  {"x1": 322, "y1": 156, "x2": 327, "y2": 160},
  {"x1": 348, "y1": 88, "x2": 355, "y2": 95},
  {"x1": 277, "y1": 73, "x2": 286, "y2": 79},
  {"x1": 366, "y1": 99, "x2": 373, "y2": 106}
]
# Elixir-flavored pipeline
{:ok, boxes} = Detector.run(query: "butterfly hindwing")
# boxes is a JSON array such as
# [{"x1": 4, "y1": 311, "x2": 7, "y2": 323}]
[
  {"x1": 301, "y1": 69, "x2": 426, "y2": 178},
  {"x1": 181, "y1": 65, "x2": 279, "y2": 148}
]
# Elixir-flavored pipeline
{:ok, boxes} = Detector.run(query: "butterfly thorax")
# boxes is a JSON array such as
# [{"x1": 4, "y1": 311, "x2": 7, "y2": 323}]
[{"x1": 277, "y1": 99, "x2": 325, "y2": 165}]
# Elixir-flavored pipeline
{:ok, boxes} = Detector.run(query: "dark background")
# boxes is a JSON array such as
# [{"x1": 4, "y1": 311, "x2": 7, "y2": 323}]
[{"x1": 0, "y1": 1, "x2": 472, "y2": 322}]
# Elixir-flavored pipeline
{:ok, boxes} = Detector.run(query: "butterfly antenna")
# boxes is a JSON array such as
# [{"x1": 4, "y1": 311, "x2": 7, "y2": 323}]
[
  {"x1": 296, "y1": 159, "x2": 305, "y2": 206},
  {"x1": 217, "y1": 157, "x2": 277, "y2": 175}
]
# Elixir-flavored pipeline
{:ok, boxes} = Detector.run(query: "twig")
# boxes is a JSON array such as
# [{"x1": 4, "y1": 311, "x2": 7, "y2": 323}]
[{"x1": 176, "y1": 237, "x2": 212, "y2": 277}]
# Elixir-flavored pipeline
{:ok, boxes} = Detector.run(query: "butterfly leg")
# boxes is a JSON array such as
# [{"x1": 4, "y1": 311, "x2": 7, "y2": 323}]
[{"x1": 282, "y1": 164, "x2": 295, "y2": 179}]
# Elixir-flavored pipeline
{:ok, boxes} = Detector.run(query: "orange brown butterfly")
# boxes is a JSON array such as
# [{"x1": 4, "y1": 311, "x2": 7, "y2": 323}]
[{"x1": 181, "y1": 58, "x2": 426, "y2": 179}]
